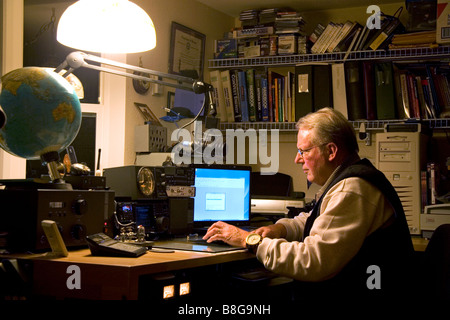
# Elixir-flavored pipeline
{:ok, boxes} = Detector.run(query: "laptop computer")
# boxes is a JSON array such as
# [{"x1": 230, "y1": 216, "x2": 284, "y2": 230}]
[{"x1": 192, "y1": 164, "x2": 253, "y2": 233}]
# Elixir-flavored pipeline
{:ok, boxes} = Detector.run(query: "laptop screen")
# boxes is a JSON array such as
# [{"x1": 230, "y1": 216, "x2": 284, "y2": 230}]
[{"x1": 193, "y1": 165, "x2": 251, "y2": 227}]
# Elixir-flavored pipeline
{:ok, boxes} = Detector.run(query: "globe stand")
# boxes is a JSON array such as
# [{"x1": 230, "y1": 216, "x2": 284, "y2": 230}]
[{"x1": 41, "y1": 151, "x2": 73, "y2": 190}]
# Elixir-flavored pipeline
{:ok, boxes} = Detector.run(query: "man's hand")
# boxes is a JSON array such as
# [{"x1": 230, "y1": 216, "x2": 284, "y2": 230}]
[
  {"x1": 254, "y1": 223, "x2": 287, "y2": 239},
  {"x1": 203, "y1": 221, "x2": 249, "y2": 247}
]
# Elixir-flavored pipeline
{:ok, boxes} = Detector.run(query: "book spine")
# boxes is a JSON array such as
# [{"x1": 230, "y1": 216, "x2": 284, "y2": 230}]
[
  {"x1": 220, "y1": 70, "x2": 235, "y2": 122},
  {"x1": 261, "y1": 76, "x2": 269, "y2": 121},
  {"x1": 209, "y1": 70, "x2": 228, "y2": 122},
  {"x1": 399, "y1": 73, "x2": 411, "y2": 118},
  {"x1": 238, "y1": 71, "x2": 249, "y2": 122},
  {"x1": 246, "y1": 69, "x2": 257, "y2": 121},
  {"x1": 230, "y1": 70, "x2": 242, "y2": 122},
  {"x1": 369, "y1": 18, "x2": 400, "y2": 50}
]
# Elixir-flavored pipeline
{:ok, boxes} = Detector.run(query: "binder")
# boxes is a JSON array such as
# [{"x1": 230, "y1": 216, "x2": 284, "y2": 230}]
[
  {"x1": 313, "y1": 64, "x2": 333, "y2": 110},
  {"x1": 294, "y1": 64, "x2": 314, "y2": 119},
  {"x1": 344, "y1": 61, "x2": 366, "y2": 120},
  {"x1": 331, "y1": 63, "x2": 348, "y2": 118},
  {"x1": 374, "y1": 62, "x2": 396, "y2": 119},
  {"x1": 209, "y1": 70, "x2": 228, "y2": 122},
  {"x1": 362, "y1": 61, "x2": 376, "y2": 120}
]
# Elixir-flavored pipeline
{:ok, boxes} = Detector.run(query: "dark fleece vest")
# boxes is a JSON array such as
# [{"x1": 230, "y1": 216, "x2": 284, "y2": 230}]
[{"x1": 299, "y1": 158, "x2": 414, "y2": 298}]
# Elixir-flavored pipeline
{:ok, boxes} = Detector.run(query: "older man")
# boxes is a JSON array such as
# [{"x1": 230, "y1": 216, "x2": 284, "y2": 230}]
[{"x1": 204, "y1": 107, "x2": 414, "y2": 298}]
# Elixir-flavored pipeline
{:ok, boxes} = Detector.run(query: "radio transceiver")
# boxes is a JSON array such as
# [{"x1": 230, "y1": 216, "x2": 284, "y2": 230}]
[{"x1": 103, "y1": 165, "x2": 195, "y2": 200}]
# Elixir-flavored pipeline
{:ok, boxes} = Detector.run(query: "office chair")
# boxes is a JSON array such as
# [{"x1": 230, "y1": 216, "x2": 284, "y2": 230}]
[{"x1": 420, "y1": 224, "x2": 450, "y2": 301}]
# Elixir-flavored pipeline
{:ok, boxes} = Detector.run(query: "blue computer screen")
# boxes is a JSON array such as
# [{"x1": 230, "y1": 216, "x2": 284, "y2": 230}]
[{"x1": 193, "y1": 167, "x2": 250, "y2": 224}]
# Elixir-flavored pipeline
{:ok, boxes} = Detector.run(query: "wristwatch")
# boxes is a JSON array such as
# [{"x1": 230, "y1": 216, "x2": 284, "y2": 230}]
[{"x1": 245, "y1": 233, "x2": 262, "y2": 253}]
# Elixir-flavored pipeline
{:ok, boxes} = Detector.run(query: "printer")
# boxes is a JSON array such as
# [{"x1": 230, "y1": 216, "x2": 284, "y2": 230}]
[{"x1": 420, "y1": 204, "x2": 450, "y2": 238}]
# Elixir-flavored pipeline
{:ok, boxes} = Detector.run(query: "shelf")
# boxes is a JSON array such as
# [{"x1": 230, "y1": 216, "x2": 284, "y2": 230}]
[
  {"x1": 209, "y1": 46, "x2": 450, "y2": 69},
  {"x1": 219, "y1": 119, "x2": 450, "y2": 132}
]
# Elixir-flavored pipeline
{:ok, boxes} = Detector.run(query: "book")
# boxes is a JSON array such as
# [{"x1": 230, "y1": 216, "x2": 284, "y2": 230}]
[
  {"x1": 230, "y1": 69, "x2": 242, "y2": 121},
  {"x1": 374, "y1": 62, "x2": 396, "y2": 119},
  {"x1": 220, "y1": 70, "x2": 236, "y2": 122},
  {"x1": 237, "y1": 70, "x2": 250, "y2": 122},
  {"x1": 260, "y1": 75, "x2": 270, "y2": 121},
  {"x1": 333, "y1": 22, "x2": 362, "y2": 52},
  {"x1": 331, "y1": 63, "x2": 348, "y2": 119},
  {"x1": 311, "y1": 22, "x2": 335, "y2": 54},
  {"x1": 214, "y1": 39, "x2": 238, "y2": 59},
  {"x1": 392, "y1": 64, "x2": 410, "y2": 119},
  {"x1": 321, "y1": 23, "x2": 342, "y2": 53},
  {"x1": 245, "y1": 69, "x2": 258, "y2": 121},
  {"x1": 327, "y1": 21, "x2": 354, "y2": 53},
  {"x1": 407, "y1": 73, "x2": 421, "y2": 118},
  {"x1": 361, "y1": 16, "x2": 392, "y2": 50},
  {"x1": 369, "y1": 17, "x2": 402, "y2": 50},
  {"x1": 344, "y1": 61, "x2": 366, "y2": 120},
  {"x1": 209, "y1": 70, "x2": 228, "y2": 122}
]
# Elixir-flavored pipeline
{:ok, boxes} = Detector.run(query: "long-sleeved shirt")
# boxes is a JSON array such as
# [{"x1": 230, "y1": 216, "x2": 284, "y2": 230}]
[{"x1": 256, "y1": 172, "x2": 395, "y2": 282}]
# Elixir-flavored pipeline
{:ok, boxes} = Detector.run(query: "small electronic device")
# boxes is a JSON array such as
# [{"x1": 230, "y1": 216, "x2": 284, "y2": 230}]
[
  {"x1": 41, "y1": 220, "x2": 69, "y2": 257},
  {"x1": 86, "y1": 233, "x2": 148, "y2": 257}
]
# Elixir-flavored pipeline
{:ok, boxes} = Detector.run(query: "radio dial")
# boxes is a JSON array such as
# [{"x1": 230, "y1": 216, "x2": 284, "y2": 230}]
[{"x1": 137, "y1": 167, "x2": 155, "y2": 196}]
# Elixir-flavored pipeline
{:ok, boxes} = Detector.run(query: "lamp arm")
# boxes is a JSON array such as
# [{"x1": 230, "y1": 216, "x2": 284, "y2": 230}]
[
  {"x1": 55, "y1": 51, "x2": 217, "y2": 127},
  {"x1": 55, "y1": 51, "x2": 202, "y2": 92}
]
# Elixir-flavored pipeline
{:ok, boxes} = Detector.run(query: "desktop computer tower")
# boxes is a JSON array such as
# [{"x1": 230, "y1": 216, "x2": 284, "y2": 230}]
[{"x1": 376, "y1": 131, "x2": 428, "y2": 235}]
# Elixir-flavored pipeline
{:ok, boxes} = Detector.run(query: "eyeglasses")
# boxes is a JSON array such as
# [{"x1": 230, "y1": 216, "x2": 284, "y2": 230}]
[{"x1": 297, "y1": 143, "x2": 328, "y2": 157}]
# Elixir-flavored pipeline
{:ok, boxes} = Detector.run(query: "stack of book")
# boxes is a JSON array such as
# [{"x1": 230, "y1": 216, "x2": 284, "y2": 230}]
[
  {"x1": 214, "y1": 8, "x2": 306, "y2": 59},
  {"x1": 310, "y1": 20, "x2": 362, "y2": 54},
  {"x1": 308, "y1": 9, "x2": 405, "y2": 55},
  {"x1": 239, "y1": 9, "x2": 259, "y2": 27},
  {"x1": 389, "y1": 30, "x2": 437, "y2": 49}
]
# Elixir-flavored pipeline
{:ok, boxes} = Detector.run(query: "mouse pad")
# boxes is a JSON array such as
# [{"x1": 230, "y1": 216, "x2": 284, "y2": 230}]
[{"x1": 152, "y1": 239, "x2": 245, "y2": 253}]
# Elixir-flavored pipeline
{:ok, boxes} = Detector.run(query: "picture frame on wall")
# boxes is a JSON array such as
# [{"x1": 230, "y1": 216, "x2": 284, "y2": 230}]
[
  {"x1": 134, "y1": 102, "x2": 162, "y2": 125},
  {"x1": 168, "y1": 22, "x2": 205, "y2": 80}
]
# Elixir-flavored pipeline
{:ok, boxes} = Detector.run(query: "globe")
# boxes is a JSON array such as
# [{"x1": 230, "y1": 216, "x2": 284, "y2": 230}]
[{"x1": 0, "y1": 67, "x2": 82, "y2": 161}]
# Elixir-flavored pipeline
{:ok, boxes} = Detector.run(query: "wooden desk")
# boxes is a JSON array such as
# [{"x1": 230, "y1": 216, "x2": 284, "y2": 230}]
[{"x1": 19, "y1": 248, "x2": 253, "y2": 300}]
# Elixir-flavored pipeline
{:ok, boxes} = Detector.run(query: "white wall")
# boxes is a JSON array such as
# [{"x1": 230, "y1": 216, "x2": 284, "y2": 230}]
[{"x1": 0, "y1": 0, "x2": 26, "y2": 179}]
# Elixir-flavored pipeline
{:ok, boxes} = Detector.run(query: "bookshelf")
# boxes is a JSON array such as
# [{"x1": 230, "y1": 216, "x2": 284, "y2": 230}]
[
  {"x1": 210, "y1": 46, "x2": 450, "y2": 132},
  {"x1": 219, "y1": 118, "x2": 450, "y2": 132},
  {"x1": 209, "y1": 46, "x2": 450, "y2": 68}
]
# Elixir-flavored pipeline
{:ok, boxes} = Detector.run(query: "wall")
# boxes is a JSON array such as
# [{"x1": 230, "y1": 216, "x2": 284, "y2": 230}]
[
  {"x1": 0, "y1": 0, "x2": 26, "y2": 179},
  {"x1": 124, "y1": 0, "x2": 235, "y2": 166}
]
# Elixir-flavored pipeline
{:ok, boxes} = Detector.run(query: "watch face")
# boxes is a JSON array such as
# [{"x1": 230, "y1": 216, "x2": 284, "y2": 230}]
[
  {"x1": 137, "y1": 167, "x2": 155, "y2": 196},
  {"x1": 247, "y1": 233, "x2": 262, "y2": 245}
]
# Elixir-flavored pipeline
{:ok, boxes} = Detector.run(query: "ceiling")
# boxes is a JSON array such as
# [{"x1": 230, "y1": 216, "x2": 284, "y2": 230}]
[{"x1": 195, "y1": 0, "x2": 403, "y2": 17}]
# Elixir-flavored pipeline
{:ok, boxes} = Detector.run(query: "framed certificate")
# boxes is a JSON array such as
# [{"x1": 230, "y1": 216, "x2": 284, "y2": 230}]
[{"x1": 168, "y1": 22, "x2": 205, "y2": 80}]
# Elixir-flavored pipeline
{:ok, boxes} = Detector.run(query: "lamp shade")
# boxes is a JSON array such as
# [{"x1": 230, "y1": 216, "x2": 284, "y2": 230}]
[{"x1": 57, "y1": 0, "x2": 156, "y2": 53}]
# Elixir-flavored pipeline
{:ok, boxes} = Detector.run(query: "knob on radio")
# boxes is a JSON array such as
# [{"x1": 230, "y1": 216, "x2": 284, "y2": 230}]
[{"x1": 73, "y1": 198, "x2": 88, "y2": 215}]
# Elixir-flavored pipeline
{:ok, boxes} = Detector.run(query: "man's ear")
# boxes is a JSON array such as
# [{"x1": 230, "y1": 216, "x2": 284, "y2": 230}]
[{"x1": 326, "y1": 142, "x2": 338, "y2": 161}]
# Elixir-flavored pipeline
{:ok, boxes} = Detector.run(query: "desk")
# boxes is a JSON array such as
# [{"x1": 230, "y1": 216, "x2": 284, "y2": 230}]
[{"x1": 14, "y1": 248, "x2": 253, "y2": 300}]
